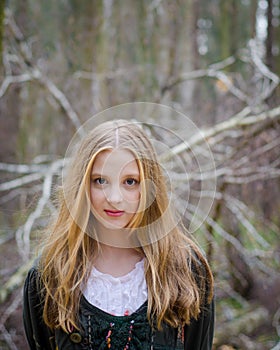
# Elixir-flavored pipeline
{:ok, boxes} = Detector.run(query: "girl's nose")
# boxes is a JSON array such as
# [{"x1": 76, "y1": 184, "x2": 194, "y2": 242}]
[{"x1": 106, "y1": 185, "x2": 123, "y2": 204}]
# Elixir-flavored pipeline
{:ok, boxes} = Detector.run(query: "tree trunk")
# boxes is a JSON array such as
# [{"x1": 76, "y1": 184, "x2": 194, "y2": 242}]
[
  {"x1": 250, "y1": 0, "x2": 258, "y2": 38},
  {"x1": 0, "y1": 0, "x2": 5, "y2": 70},
  {"x1": 265, "y1": 0, "x2": 273, "y2": 70}
]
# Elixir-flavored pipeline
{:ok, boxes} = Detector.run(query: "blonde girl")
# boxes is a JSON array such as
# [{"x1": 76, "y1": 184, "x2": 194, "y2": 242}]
[{"x1": 23, "y1": 119, "x2": 214, "y2": 350}]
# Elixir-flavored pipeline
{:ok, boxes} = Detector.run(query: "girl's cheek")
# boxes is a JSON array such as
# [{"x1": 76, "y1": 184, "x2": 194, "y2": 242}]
[
  {"x1": 90, "y1": 189, "x2": 100, "y2": 204},
  {"x1": 130, "y1": 192, "x2": 141, "y2": 203}
]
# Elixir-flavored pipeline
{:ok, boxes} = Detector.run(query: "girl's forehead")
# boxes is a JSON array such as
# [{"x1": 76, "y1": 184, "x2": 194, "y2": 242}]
[{"x1": 91, "y1": 148, "x2": 139, "y2": 173}]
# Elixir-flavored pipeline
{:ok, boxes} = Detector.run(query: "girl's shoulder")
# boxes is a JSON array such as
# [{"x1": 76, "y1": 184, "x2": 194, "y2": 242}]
[
  {"x1": 24, "y1": 259, "x2": 45, "y2": 300},
  {"x1": 188, "y1": 248, "x2": 214, "y2": 305},
  {"x1": 25, "y1": 263, "x2": 40, "y2": 286},
  {"x1": 23, "y1": 263, "x2": 55, "y2": 350}
]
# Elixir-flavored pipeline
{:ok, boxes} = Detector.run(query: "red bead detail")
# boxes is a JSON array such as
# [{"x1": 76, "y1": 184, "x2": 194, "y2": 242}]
[
  {"x1": 181, "y1": 326, "x2": 185, "y2": 342},
  {"x1": 106, "y1": 322, "x2": 115, "y2": 349}
]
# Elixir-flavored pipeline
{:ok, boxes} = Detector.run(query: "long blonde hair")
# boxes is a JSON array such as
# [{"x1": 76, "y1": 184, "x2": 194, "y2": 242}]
[{"x1": 40, "y1": 119, "x2": 213, "y2": 332}]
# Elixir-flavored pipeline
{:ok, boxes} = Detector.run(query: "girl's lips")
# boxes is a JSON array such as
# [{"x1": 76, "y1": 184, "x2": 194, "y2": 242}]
[{"x1": 104, "y1": 210, "x2": 125, "y2": 217}]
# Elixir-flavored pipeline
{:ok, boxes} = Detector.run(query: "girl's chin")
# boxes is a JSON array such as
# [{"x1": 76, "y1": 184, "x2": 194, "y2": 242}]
[{"x1": 96, "y1": 220, "x2": 127, "y2": 230}]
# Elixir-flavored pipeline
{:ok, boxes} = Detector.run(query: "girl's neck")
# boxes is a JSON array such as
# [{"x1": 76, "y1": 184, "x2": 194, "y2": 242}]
[
  {"x1": 96, "y1": 223, "x2": 136, "y2": 248},
  {"x1": 94, "y1": 243, "x2": 144, "y2": 277}
]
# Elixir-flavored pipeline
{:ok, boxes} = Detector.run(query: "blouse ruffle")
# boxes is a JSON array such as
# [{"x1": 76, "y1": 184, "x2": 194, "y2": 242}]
[{"x1": 83, "y1": 259, "x2": 147, "y2": 316}]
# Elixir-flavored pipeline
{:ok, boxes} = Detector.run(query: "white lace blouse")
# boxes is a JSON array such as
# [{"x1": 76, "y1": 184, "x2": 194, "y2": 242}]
[{"x1": 83, "y1": 259, "x2": 147, "y2": 316}]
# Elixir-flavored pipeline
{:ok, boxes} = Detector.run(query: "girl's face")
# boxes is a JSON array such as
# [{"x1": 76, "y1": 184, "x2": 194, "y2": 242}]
[{"x1": 90, "y1": 149, "x2": 141, "y2": 230}]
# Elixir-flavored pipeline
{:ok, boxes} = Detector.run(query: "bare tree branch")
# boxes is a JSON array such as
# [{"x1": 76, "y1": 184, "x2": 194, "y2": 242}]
[
  {"x1": 0, "y1": 173, "x2": 43, "y2": 191},
  {"x1": 161, "y1": 56, "x2": 236, "y2": 93},
  {"x1": 0, "y1": 323, "x2": 18, "y2": 350},
  {"x1": 14, "y1": 159, "x2": 63, "y2": 257},
  {"x1": 0, "y1": 162, "x2": 48, "y2": 174},
  {"x1": 248, "y1": 39, "x2": 280, "y2": 100},
  {"x1": 0, "y1": 73, "x2": 32, "y2": 98},
  {"x1": 3, "y1": 9, "x2": 84, "y2": 136},
  {"x1": 160, "y1": 105, "x2": 280, "y2": 162},
  {"x1": 223, "y1": 194, "x2": 270, "y2": 248}
]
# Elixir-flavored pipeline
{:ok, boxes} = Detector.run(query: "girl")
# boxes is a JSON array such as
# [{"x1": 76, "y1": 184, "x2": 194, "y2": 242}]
[{"x1": 23, "y1": 119, "x2": 214, "y2": 350}]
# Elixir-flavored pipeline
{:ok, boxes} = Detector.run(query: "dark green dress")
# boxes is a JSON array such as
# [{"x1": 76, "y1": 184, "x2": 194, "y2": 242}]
[{"x1": 23, "y1": 267, "x2": 215, "y2": 350}]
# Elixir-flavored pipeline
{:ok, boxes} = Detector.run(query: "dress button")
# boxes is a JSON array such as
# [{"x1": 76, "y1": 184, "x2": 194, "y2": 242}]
[{"x1": 70, "y1": 332, "x2": 82, "y2": 343}]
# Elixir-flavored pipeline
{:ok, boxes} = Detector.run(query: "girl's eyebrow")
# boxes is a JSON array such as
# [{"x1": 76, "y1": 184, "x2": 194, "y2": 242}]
[
  {"x1": 122, "y1": 173, "x2": 140, "y2": 178},
  {"x1": 91, "y1": 172, "x2": 105, "y2": 177},
  {"x1": 91, "y1": 172, "x2": 140, "y2": 178}
]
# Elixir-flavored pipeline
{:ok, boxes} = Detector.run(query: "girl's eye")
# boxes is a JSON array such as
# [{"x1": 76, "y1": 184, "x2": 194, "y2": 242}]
[
  {"x1": 94, "y1": 177, "x2": 107, "y2": 185},
  {"x1": 125, "y1": 178, "x2": 138, "y2": 186}
]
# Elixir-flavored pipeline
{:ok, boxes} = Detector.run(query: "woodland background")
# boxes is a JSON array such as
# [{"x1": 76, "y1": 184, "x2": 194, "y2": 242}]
[{"x1": 0, "y1": 1, "x2": 280, "y2": 349}]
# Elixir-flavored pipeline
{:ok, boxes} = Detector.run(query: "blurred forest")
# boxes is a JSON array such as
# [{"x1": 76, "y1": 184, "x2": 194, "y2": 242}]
[{"x1": 0, "y1": 0, "x2": 280, "y2": 349}]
